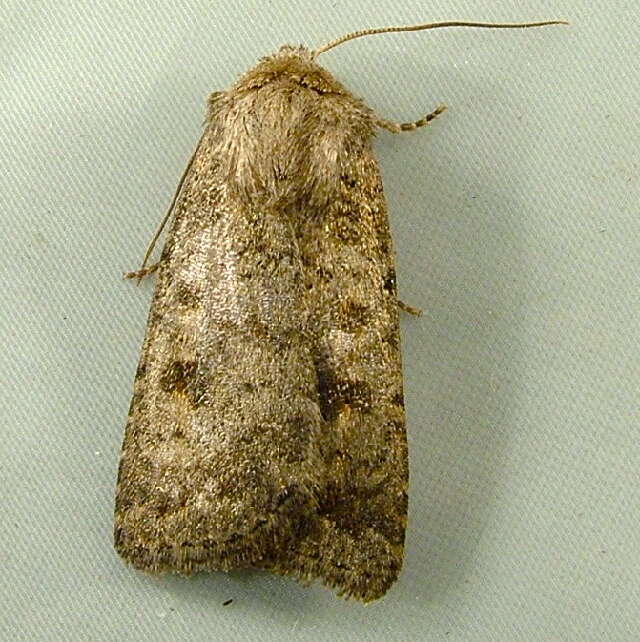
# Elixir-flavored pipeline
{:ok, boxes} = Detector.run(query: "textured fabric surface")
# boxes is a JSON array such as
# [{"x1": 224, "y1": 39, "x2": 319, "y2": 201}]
[{"x1": 1, "y1": 1, "x2": 638, "y2": 640}]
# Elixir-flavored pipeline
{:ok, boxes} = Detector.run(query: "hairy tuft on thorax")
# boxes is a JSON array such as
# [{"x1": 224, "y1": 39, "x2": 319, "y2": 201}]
[{"x1": 207, "y1": 46, "x2": 376, "y2": 209}]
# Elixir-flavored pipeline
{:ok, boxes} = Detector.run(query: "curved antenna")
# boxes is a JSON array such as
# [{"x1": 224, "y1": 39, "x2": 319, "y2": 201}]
[
  {"x1": 313, "y1": 20, "x2": 568, "y2": 57},
  {"x1": 135, "y1": 130, "x2": 205, "y2": 276}
]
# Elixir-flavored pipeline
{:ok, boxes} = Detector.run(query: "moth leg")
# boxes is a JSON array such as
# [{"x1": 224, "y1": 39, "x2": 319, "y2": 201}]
[
  {"x1": 124, "y1": 262, "x2": 161, "y2": 283},
  {"x1": 376, "y1": 104, "x2": 446, "y2": 133},
  {"x1": 398, "y1": 299, "x2": 422, "y2": 316}
]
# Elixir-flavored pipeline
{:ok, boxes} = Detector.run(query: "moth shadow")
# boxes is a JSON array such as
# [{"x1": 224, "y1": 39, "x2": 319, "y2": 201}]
[
  {"x1": 158, "y1": 567, "x2": 334, "y2": 618},
  {"x1": 382, "y1": 83, "x2": 535, "y2": 603}
]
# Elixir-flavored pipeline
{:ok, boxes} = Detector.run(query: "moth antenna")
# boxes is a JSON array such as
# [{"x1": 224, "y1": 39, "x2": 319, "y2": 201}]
[
  {"x1": 312, "y1": 20, "x2": 569, "y2": 57},
  {"x1": 137, "y1": 130, "x2": 205, "y2": 274}
]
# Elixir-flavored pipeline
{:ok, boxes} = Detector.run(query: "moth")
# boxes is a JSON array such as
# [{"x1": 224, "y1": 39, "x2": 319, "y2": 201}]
[{"x1": 114, "y1": 20, "x2": 566, "y2": 602}]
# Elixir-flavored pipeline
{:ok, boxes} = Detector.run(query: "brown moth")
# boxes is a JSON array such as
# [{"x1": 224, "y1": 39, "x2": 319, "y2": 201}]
[{"x1": 114, "y1": 20, "x2": 567, "y2": 602}]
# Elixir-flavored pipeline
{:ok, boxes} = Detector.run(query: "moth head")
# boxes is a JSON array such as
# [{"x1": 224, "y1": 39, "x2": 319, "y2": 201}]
[{"x1": 232, "y1": 44, "x2": 348, "y2": 96}]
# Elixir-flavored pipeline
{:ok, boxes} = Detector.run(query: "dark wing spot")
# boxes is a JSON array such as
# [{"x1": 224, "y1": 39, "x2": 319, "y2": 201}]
[
  {"x1": 340, "y1": 173, "x2": 358, "y2": 189},
  {"x1": 337, "y1": 301, "x2": 370, "y2": 332},
  {"x1": 135, "y1": 363, "x2": 146, "y2": 379},
  {"x1": 316, "y1": 362, "x2": 336, "y2": 421},
  {"x1": 315, "y1": 360, "x2": 373, "y2": 420},
  {"x1": 175, "y1": 280, "x2": 200, "y2": 308},
  {"x1": 159, "y1": 360, "x2": 207, "y2": 406},
  {"x1": 160, "y1": 360, "x2": 196, "y2": 394},
  {"x1": 383, "y1": 270, "x2": 397, "y2": 295},
  {"x1": 392, "y1": 391, "x2": 404, "y2": 408}
]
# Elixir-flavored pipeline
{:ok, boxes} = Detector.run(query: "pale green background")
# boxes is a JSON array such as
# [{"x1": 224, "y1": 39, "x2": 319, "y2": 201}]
[{"x1": 1, "y1": 1, "x2": 638, "y2": 640}]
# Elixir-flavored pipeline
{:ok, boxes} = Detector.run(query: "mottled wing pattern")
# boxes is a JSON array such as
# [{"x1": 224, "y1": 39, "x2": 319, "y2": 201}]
[
  {"x1": 114, "y1": 124, "x2": 326, "y2": 571},
  {"x1": 115, "y1": 46, "x2": 408, "y2": 603},
  {"x1": 275, "y1": 145, "x2": 407, "y2": 601}
]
